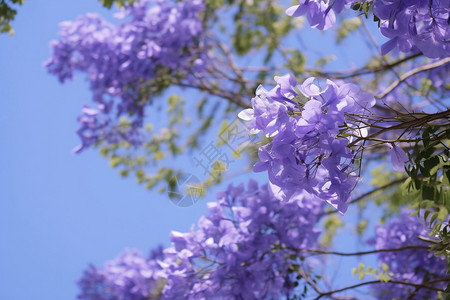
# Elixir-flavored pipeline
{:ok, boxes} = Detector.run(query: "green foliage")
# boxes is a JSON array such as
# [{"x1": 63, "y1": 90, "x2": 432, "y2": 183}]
[
  {"x1": 44, "y1": 0, "x2": 450, "y2": 295},
  {"x1": 429, "y1": 223, "x2": 450, "y2": 292},
  {"x1": 401, "y1": 125, "x2": 450, "y2": 285},
  {"x1": 231, "y1": 0, "x2": 293, "y2": 60},
  {"x1": 352, "y1": 262, "x2": 392, "y2": 282},
  {"x1": 356, "y1": 218, "x2": 368, "y2": 236},
  {"x1": 335, "y1": 17, "x2": 361, "y2": 44},
  {"x1": 99, "y1": 0, "x2": 138, "y2": 9},
  {"x1": 98, "y1": 95, "x2": 188, "y2": 198},
  {"x1": 320, "y1": 214, "x2": 344, "y2": 247},
  {"x1": 0, "y1": 0, "x2": 24, "y2": 35},
  {"x1": 406, "y1": 126, "x2": 450, "y2": 225},
  {"x1": 315, "y1": 55, "x2": 337, "y2": 68},
  {"x1": 364, "y1": 166, "x2": 408, "y2": 221},
  {"x1": 352, "y1": 1, "x2": 374, "y2": 19},
  {"x1": 282, "y1": 48, "x2": 306, "y2": 76},
  {"x1": 96, "y1": 93, "x2": 253, "y2": 199}
]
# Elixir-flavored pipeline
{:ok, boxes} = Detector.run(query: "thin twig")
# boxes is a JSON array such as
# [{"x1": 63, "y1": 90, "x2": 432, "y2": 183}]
[
  {"x1": 376, "y1": 57, "x2": 450, "y2": 99},
  {"x1": 289, "y1": 245, "x2": 429, "y2": 257},
  {"x1": 314, "y1": 277, "x2": 449, "y2": 299},
  {"x1": 348, "y1": 109, "x2": 450, "y2": 147},
  {"x1": 307, "y1": 53, "x2": 422, "y2": 79},
  {"x1": 175, "y1": 81, "x2": 249, "y2": 108}
]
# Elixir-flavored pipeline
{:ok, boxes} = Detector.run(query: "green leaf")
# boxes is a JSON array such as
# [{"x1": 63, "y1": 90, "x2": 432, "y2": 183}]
[
  {"x1": 110, "y1": 156, "x2": 122, "y2": 168},
  {"x1": 422, "y1": 126, "x2": 432, "y2": 147},
  {"x1": 430, "y1": 212, "x2": 439, "y2": 226},
  {"x1": 379, "y1": 273, "x2": 391, "y2": 282},
  {"x1": 424, "y1": 210, "x2": 431, "y2": 222},
  {"x1": 336, "y1": 17, "x2": 361, "y2": 43},
  {"x1": 424, "y1": 156, "x2": 440, "y2": 175},
  {"x1": 422, "y1": 184, "x2": 435, "y2": 200},
  {"x1": 352, "y1": 2, "x2": 361, "y2": 10},
  {"x1": 438, "y1": 207, "x2": 448, "y2": 222}
]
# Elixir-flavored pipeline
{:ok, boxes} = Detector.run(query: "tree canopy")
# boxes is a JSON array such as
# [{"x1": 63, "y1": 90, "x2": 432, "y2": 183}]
[{"x1": 44, "y1": 0, "x2": 450, "y2": 298}]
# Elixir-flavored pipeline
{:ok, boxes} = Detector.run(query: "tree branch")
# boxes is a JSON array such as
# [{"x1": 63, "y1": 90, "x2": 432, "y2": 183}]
[
  {"x1": 376, "y1": 57, "x2": 450, "y2": 99},
  {"x1": 348, "y1": 109, "x2": 450, "y2": 147},
  {"x1": 307, "y1": 53, "x2": 422, "y2": 79},
  {"x1": 175, "y1": 81, "x2": 249, "y2": 108},
  {"x1": 290, "y1": 245, "x2": 429, "y2": 257},
  {"x1": 314, "y1": 277, "x2": 449, "y2": 299}
]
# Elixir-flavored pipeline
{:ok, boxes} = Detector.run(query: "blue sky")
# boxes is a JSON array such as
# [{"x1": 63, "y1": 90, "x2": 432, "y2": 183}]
[
  {"x1": 0, "y1": 1, "x2": 386, "y2": 299},
  {"x1": 0, "y1": 1, "x2": 215, "y2": 299}
]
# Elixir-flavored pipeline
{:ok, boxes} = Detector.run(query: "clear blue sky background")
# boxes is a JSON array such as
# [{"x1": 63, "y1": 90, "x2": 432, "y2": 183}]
[{"x1": 0, "y1": 1, "x2": 385, "y2": 299}]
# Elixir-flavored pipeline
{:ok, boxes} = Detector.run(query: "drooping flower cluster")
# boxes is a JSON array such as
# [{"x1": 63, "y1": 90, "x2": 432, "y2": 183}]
[
  {"x1": 78, "y1": 247, "x2": 165, "y2": 300},
  {"x1": 241, "y1": 74, "x2": 375, "y2": 213},
  {"x1": 78, "y1": 181, "x2": 324, "y2": 299},
  {"x1": 45, "y1": 0, "x2": 206, "y2": 152},
  {"x1": 375, "y1": 0, "x2": 450, "y2": 58},
  {"x1": 286, "y1": 0, "x2": 450, "y2": 58},
  {"x1": 158, "y1": 180, "x2": 323, "y2": 299},
  {"x1": 371, "y1": 212, "x2": 447, "y2": 299},
  {"x1": 286, "y1": 0, "x2": 354, "y2": 30}
]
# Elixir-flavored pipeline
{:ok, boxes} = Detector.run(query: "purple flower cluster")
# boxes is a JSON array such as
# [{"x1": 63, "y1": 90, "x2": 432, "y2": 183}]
[
  {"x1": 157, "y1": 180, "x2": 322, "y2": 299},
  {"x1": 286, "y1": 0, "x2": 354, "y2": 30},
  {"x1": 375, "y1": 0, "x2": 450, "y2": 58},
  {"x1": 286, "y1": 0, "x2": 449, "y2": 58},
  {"x1": 241, "y1": 74, "x2": 375, "y2": 213},
  {"x1": 78, "y1": 181, "x2": 323, "y2": 299},
  {"x1": 371, "y1": 212, "x2": 447, "y2": 299},
  {"x1": 78, "y1": 247, "x2": 164, "y2": 300},
  {"x1": 45, "y1": 0, "x2": 205, "y2": 152},
  {"x1": 72, "y1": 105, "x2": 142, "y2": 153}
]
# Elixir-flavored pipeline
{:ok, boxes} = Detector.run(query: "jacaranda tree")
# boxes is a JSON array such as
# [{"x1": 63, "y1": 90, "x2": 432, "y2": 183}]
[{"x1": 45, "y1": 0, "x2": 449, "y2": 298}]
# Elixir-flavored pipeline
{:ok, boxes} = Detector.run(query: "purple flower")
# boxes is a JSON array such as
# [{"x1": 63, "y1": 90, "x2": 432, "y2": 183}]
[
  {"x1": 375, "y1": 0, "x2": 450, "y2": 58},
  {"x1": 286, "y1": 0, "x2": 450, "y2": 58},
  {"x1": 77, "y1": 247, "x2": 165, "y2": 300},
  {"x1": 78, "y1": 181, "x2": 324, "y2": 300},
  {"x1": 388, "y1": 143, "x2": 409, "y2": 172},
  {"x1": 371, "y1": 211, "x2": 447, "y2": 299},
  {"x1": 45, "y1": 0, "x2": 206, "y2": 151},
  {"x1": 286, "y1": 0, "x2": 339, "y2": 30},
  {"x1": 241, "y1": 75, "x2": 375, "y2": 214},
  {"x1": 157, "y1": 180, "x2": 323, "y2": 299}
]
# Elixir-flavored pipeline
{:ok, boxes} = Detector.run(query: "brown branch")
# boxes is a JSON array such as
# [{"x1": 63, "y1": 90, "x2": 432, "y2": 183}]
[
  {"x1": 289, "y1": 244, "x2": 429, "y2": 257},
  {"x1": 307, "y1": 53, "x2": 422, "y2": 79},
  {"x1": 376, "y1": 57, "x2": 450, "y2": 99},
  {"x1": 175, "y1": 81, "x2": 249, "y2": 108},
  {"x1": 314, "y1": 277, "x2": 449, "y2": 299},
  {"x1": 348, "y1": 109, "x2": 450, "y2": 147}
]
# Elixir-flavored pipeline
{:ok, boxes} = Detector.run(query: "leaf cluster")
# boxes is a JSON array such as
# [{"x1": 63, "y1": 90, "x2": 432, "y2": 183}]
[
  {"x1": 99, "y1": 0, "x2": 138, "y2": 9},
  {"x1": 0, "y1": 0, "x2": 23, "y2": 35},
  {"x1": 407, "y1": 126, "x2": 450, "y2": 223}
]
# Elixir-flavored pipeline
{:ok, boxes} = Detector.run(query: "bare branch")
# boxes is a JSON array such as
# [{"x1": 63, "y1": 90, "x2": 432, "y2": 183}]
[
  {"x1": 307, "y1": 54, "x2": 422, "y2": 79},
  {"x1": 376, "y1": 57, "x2": 450, "y2": 99},
  {"x1": 348, "y1": 109, "x2": 450, "y2": 147},
  {"x1": 314, "y1": 277, "x2": 449, "y2": 299},
  {"x1": 290, "y1": 245, "x2": 429, "y2": 257}
]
